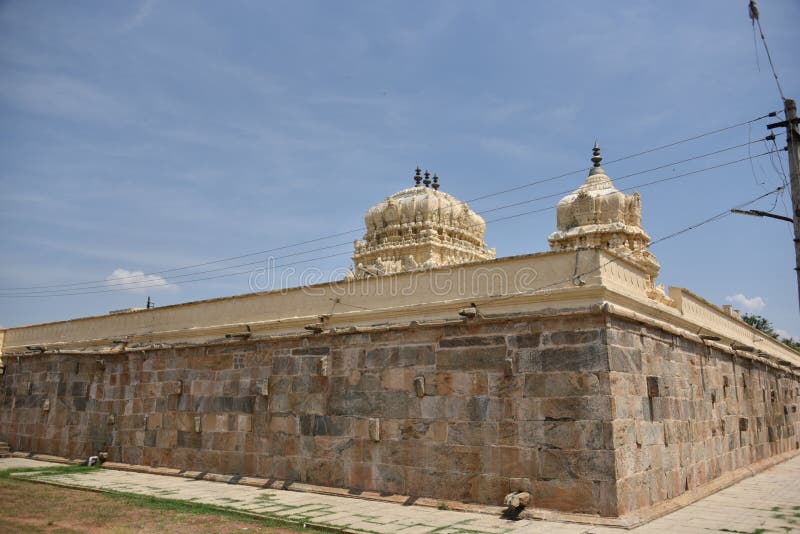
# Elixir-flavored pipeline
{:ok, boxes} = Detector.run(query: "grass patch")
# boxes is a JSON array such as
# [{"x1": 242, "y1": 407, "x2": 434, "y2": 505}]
[
  {"x1": 100, "y1": 488, "x2": 320, "y2": 531},
  {"x1": 0, "y1": 465, "x2": 97, "y2": 479},
  {"x1": 0, "y1": 476, "x2": 323, "y2": 533}
]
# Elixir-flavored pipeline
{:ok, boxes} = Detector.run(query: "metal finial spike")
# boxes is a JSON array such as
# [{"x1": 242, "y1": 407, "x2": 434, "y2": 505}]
[
  {"x1": 423, "y1": 170, "x2": 431, "y2": 187},
  {"x1": 591, "y1": 141, "x2": 603, "y2": 167},
  {"x1": 432, "y1": 173, "x2": 439, "y2": 190},
  {"x1": 414, "y1": 167, "x2": 422, "y2": 186}
]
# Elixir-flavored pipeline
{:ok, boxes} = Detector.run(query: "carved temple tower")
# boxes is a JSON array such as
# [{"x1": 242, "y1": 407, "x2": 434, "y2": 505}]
[
  {"x1": 548, "y1": 143, "x2": 670, "y2": 302},
  {"x1": 348, "y1": 168, "x2": 495, "y2": 278}
]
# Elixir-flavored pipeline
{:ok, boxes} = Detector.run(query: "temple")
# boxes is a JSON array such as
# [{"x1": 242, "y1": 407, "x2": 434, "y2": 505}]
[{"x1": 0, "y1": 145, "x2": 798, "y2": 525}]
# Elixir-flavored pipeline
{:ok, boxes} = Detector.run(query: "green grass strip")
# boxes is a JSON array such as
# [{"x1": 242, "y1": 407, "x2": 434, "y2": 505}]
[
  {"x1": 8, "y1": 473, "x2": 327, "y2": 533},
  {"x1": 0, "y1": 465, "x2": 97, "y2": 479}
]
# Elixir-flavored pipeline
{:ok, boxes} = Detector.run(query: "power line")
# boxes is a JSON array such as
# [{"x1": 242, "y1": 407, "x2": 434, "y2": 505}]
[
  {"x1": 0, "y1": 127, "x2": 780, "y2": 294},
  {"x1": 0, "y1": 251, "x2": 353, "y2": 298},
  {"x1": 488, "y1": 187, "x2": 784, "y2": 302},
  {"x1": 749, "y1": 0, "x2": 786, "y2": 101},
  {"x1": 464, "y1": 113, "x2": 779, "y2": 205},
  {"x1": 0, "y1": 144, "x2": 781, "y2": 296},
  {"x1": 0, "y1": 241, "x2": 353, "y2": 295},
  {"x1": 336, "y1": 187, "x2": 785, "y2": 315},
  {"x1": 478, "y1": 147, "x2": 782, "y2": 217},
  {"x1": 0, "y1": 149, "x2": 783, "y2": 299}
]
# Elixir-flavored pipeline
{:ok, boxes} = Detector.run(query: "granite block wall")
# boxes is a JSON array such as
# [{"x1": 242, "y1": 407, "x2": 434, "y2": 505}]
[
  {"x1": 1, "y1": 310, "x2": 798, "y2": 518},
  {"x1": 608, "y1": 316, "x2": 800, "y2": 515}
]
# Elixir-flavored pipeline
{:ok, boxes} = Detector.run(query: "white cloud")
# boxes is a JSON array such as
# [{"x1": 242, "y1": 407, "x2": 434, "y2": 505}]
[
  {"x1": 724, "y1": 293, "x2": 766, "y2": 313},
  {"x1": 105, "y1": 268, "x2": 177, "y2": 293},
  {"x1": 775, "y1": 328, "x2": 800, "y2": 341}
]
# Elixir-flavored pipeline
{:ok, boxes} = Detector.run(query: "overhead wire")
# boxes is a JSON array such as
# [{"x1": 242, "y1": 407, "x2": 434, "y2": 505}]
[
  {"x1": 0, "y1": 112, "x2": 779, "y2": 294},
  {"x1": 0, "y1": 147, "x2": 784, "y2": 298},
  {"x1": 0, "y1": 146, "x2": 783, "y2": 296},
  {"x1": 336, "y1": 187, "x2": 785, "y2": 314},
  {"x1": 749, "y1": 0, "x2": 786, "y2": 102},
  {"x1": 2, "y1": 136, "x2": 782, "y2": 296},
  {"x1": 487, "y1": 187, "x2": 784, "y2": 302}
]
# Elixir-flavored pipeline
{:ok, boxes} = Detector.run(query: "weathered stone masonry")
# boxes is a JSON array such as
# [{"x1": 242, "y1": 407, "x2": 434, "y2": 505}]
[
  {"x1": 2, "y1": 308, "x2": 797, "y2": 518},
  {"x1": 608, "y1": 316, "x2": 800, "y2": 515}
]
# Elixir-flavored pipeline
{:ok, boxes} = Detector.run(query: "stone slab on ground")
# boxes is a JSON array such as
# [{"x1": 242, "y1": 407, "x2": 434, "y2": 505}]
[{"x1": 3, "y1": 456, "x2": 800, "y2": 533}]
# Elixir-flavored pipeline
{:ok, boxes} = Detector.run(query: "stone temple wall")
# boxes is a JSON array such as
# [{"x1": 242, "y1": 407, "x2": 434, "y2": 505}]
[
  {"x1": 608, "y1": 316, "x2": 800, "y2": 515},
  {"x1": 1, "y1": 308, "x2": 798, "y2": 519}
]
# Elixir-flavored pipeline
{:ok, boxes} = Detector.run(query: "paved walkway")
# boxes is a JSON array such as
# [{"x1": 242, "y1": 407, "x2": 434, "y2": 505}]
[{"x1": 2, "y1": 456, "x2": 799, "y2": 533}]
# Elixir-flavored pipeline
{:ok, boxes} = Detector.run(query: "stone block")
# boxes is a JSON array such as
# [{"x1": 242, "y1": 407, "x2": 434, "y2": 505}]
[
  {"x1": 177, "y1": 430, "x2": 202, "y2": 448},
  {"x1": 545, "y1": 329, "x2": 602, "y2": 346},
  {"x1": 440, "y1": 335, "x2": 506, "y2": 348},
  {"x1": 540, "y1": 345, "x2": 608, "y2": 372},
  {"x1": 272, "y1": 356, "x2": 298, "y2": 375},
  {"x1": 404, "y1": 468, "x2": 474, "y2": 501},
  {"x1": 524, "y1": 372, "x2": 609, "y2": 398},
  {"x1": 542, "y1": 420, "x2": 613, "y2": 450},
  {"x1": 539, "y1": 396, "x2": 612, "y2": 421},
  {"x1": 509, "y1": 333, "x2": 540, "y2": 348},
  {"x1": 365, "y1": 345, "x2": 435, "y2": 368},
  {"x1": 471, "y1": 474, "x2": 510, "y2": 504},
  {"x1": 516, "y1": 348, "x2": 541, "y2": 372},
  {"x1": 608, "y1": 346, "x2": 642, "y2": 373},
  {"x1": 447, "y1": 421, "x2": 488, "y2": 447},
  {"x1": 292, "y1": 346, "x2": 329, "y2": 356},
  {"x1": 533, "y1": 478, "x2": 597, "y2": 515},
  {"x1": 380, "y1": 367, "x2": 414, "y2": 391},
  {"x1": 330, "y1": 347, "x2": 365, "y2": 374},
  {"x1": 375, "y1": 463, "x2": 406, "y2": 494},
  {"x1": 436, "y1": 346, "x2": 507, "y2": 371},
  {"x1": 237, "y1": 414, "x2": 252, "y2": 432},
  {"x1": 300, "y1": 414, "x2": 351, "y2": 437},
  {"x1": 539, "y1": 449, "x2": 615, "y2": 481},
  {"x1": 269, "y1": 414, "x2": 297, "y2": 434}
]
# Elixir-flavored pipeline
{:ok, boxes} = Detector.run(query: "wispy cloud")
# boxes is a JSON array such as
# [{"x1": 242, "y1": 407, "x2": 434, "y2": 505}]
[
  {"x1": 123, "y1": 0, "x2": 158, "y2": 31},
  {"x1": 725, "y1": 293, "x2": 766, "y2": 313},
  {"x1": 105, "y1": 268, "x2": 177, "y2": 293},
  {"x1": 775, "y1": 328, "x2": 799, "y2": 341},
  {"x1": 0, "y1": 73, "x2": 127, "y2": 122}
]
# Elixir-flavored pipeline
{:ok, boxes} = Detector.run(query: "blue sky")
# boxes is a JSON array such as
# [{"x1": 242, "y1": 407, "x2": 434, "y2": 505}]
[{"x1": 1, "y1": 1, "x2": 798, "y2": 338}]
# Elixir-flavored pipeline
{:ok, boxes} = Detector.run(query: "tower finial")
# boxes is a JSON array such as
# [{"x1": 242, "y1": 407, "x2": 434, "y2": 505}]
[
  {"x1": 432, "y1": 173, "x2": 439, "y2": 190},
  {"x1": 423, "y1": 170, "x2": 431, "y2": 187},
  {"x1": 592, "y1": 139, "x2": 603, "y2": 167},
  {"x1": 414, "y1": 167, "x2": 422, "y2": 186},
  {"x1": 591, "y1": 141, "x2": 602, "y2": 167}
]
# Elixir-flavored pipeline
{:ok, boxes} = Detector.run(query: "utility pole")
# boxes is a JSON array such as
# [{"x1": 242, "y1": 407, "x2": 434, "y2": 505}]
[{"x1": 769, "y1": 99, "x2": 800, "y2": 311}]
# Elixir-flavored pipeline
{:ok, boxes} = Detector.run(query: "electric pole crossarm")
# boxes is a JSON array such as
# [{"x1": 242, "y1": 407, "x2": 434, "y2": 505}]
[{"x1": 730, "y1": 208, "x2": 793, "y2": 223}]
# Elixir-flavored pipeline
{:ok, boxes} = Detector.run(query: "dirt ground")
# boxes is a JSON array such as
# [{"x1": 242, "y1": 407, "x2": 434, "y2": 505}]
[{"x1": 0, "y1": 477, "x2": 322, "y2": 534}]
